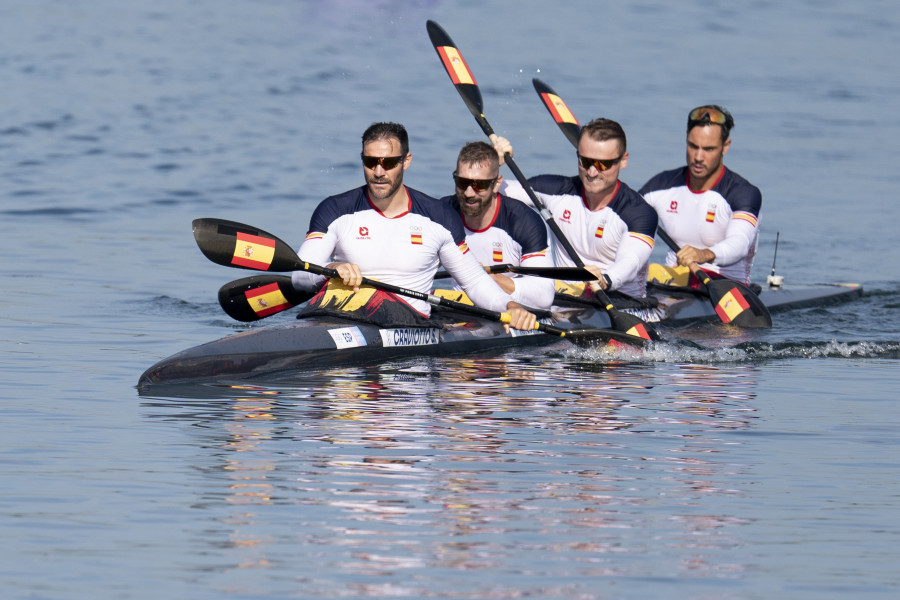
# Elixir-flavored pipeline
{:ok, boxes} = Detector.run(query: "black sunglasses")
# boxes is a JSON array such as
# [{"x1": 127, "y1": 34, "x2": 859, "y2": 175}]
[
  {"x1": 453, "y1": 173, "x2": 497, "y2": 192},
  {"x1": 577, "y1": 153, "x2": 623, "y2": 172},
  {"x1": 361, "y1": 154, "x2": 405, "y2": 170}
]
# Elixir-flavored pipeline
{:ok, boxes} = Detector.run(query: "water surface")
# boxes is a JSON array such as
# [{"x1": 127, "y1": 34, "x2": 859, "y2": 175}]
[{"x1": 2, "y1": 1, "x2": 899, "y2": 598}]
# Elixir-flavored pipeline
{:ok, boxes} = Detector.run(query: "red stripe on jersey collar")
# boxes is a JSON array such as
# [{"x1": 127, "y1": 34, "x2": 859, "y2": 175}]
[
  {"x1": 687, "y1": 166, "x2": 726, "y2": 193},
  {"x1": 365, "y1": 186, "x2": 412, "y2": 218},
  {"x1": 462, "y1": 193, "x2": 501, "y2": 233}
]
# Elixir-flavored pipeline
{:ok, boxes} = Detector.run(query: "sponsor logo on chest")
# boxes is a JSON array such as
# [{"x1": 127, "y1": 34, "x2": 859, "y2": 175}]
[
  {"x1": 559, "y1": 209, "x2": 572, "y2": 224},
  {"x1": 357, "y1": 226, "x2": 370, "y2": 240}
]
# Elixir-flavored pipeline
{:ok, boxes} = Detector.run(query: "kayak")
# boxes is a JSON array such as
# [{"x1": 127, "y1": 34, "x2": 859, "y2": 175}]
[
  {"x1": 138, "y1": 281, "x2": 862, "y2": 386},
  {"x1": 137, "y1": 306, "x2": 624, "y2": 386}
]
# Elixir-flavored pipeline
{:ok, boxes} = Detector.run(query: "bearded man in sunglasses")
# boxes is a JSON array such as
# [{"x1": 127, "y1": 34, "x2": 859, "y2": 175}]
[
  {"x1": 496, "y1": 118, "x2": 658, "y2": 299},
  {"x1": 639, "y1": 105, "x2": 761, "y2": 286},
  {"x1": 438, "y1": 141, "x2": 555, "y2": 310},
  {"x1": 291, "y1": 121, "x2": 537, "y2": 331}
]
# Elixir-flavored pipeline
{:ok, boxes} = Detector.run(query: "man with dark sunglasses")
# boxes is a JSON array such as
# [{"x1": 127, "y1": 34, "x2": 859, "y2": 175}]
[
  {"x1": 439, "y1": 141, "x2": 555, "y2": 309},
  {"x1": 291, "y1": 121, "x2": 537, "y2": 331},
  {"x1": 639, "y1": 105, "x2": 762, "y2": 286},
  {"x1": 496, "y1": 118, "x2": 658, "y2": 299}
]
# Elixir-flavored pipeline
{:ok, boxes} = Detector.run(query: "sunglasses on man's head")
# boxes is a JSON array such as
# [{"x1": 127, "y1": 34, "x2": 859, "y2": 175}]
[
  {"x1": 361, "y1": 154, "x2": 405, "y2": 170},
  {"x1": 688, "y1": 106, "x2": 728, "y2": 126},
  {"x1": 577, "y1": 153, "x2": 623, "y2": 172},
  {"x1": 453, "y1": 173, "x2": 497, "y2": 192}
]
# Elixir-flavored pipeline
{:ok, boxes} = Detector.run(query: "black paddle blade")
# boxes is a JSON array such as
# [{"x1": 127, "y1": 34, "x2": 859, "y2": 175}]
[
  {"x1": 426, "y1": 20, "x2": 485, "y2": 119},
  {"x1": 701, "y1": 273, "x2": 773, "y2": 328},
  {"x1": 218, "y1": 275, "x2": 314, "y2": 322},
  {"x1": 192, "y1": 218, "x2": 302, "y2": 272},
  {"x1": 565, "y1": 326, "x2": 650, "y2": 349},
  {"x1": 532, "y1": 78, "x2": 581, "y2": 148},
  {"x1": 607, "y1": 309, "x2": 662, "y2": 341}
]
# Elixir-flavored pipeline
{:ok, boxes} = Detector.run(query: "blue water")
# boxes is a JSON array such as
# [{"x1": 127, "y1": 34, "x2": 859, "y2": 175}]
[{"x1": 2, "y1": 1, "x2": 899, "y2": 598}]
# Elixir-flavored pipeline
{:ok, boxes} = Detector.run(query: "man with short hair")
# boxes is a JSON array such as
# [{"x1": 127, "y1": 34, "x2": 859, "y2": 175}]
[
  {"x1": 440, "y1": 141, "x2": 555, "y2": 310},
  {"x1": 639, "y1": 105, "x2": 762, "y2": 285},
  {"x1": 496, "y1": 118, "x2": 658, "y2": 299},
  {"x1": 292, "y1": 122, "x2": 537, "y2": 331}
]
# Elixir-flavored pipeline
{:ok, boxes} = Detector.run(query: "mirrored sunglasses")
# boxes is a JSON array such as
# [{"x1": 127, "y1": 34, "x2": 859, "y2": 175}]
[{"x1": 361, "y1": 154, "x2": 405, "y2": 170}]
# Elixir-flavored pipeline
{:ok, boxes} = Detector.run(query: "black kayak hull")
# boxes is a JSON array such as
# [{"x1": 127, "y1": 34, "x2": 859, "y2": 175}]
[
  {"x1": 138, "y1": 282, "x2": 862, "y2": 386},
  {"x1": 138, "y1": 308, "x2": 601, "y2": 386}
]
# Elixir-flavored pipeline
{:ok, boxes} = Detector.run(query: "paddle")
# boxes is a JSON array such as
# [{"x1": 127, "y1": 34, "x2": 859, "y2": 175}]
[
  {"x1": 655, "y1": 229, "x2": 772, "y2": 328},
  {"x1": 192, "y1": 218, "x2": 645, "y2": 346},
  {"x1": 218, "y1": 275, "x2": 315, "y2": 322},
  {"x1": 425, "y1": 20, "x2": 659, "y2": 342},
  {"x1": 533, "y1": 77, "x2": 772, "y2": 328}
]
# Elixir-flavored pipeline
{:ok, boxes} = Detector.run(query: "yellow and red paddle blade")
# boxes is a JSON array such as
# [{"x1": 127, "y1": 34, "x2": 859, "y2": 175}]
[
  {"x1": 654, "y1": 228, "x2": 772, "y2": 328},
  {"x1": 532, "y1": 78, "x2": 581, "y2": 148},
  {"x1": 696, "y1": 270, "x2": 773, "y2": 328},
  {"x1": 426, "y1": 20, "x2": 485, "y2": 120},
  {"x1": 218, "y1": 275, "x2": 315, "y2": 322},
  {"x1": 192, "y1": 218, "x2": 304, "y2": 272},
  {"x1": 607, "y1": 306, "x2": 661, "y2": 341}
]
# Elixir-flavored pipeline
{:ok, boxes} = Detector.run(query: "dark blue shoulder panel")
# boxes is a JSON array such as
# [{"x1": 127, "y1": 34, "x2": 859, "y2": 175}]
[
  {"x1": 609, "y1": 182, "x2": 658, "y2": 236},
  {"x1": 638, "y1": 167, "x2": 687, "y2": 195},
  {"x1": 715, "y1": 169, "x2": 762, "y2": 216}
]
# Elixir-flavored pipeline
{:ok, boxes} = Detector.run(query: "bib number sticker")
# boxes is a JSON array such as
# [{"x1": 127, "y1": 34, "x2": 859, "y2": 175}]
[{"x1": 328, "y1": 326, "x2": 368, "y2": 349}]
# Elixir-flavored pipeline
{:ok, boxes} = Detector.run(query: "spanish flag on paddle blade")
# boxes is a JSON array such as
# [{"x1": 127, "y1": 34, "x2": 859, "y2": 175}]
[
  {"x1": 540, "y1": 93, "x2": 579, "y2": 126},
  {"x1": 626, "y1": 323, "x2": 652, "y2": 340},
  {"x1": 436, "y1": 46, "x2": 476, "y2": 85},
  {"x1": 245, "y1": 282, "x2": 291, "y2": 317},
  {"x1": 232, "y1": 232, "x2": 276, "y2": 270},
  {"x1": 714, "y1": 289, "x2": 751, "y2": 323}
]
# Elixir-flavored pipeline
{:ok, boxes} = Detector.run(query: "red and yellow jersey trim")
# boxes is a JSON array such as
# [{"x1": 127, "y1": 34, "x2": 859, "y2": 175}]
[
  {"x1": 629, "y1": 232, "x2": 655, "y2": 248},
  {"x1": 521, "y1": 250, "x2": 547, "y2": 261},
  {"x1": 732, "y1": 211, "x2": 758, "y2": 227},
  {"x1": 305, "y1": 231, "x2": 325, "y2": 241}
]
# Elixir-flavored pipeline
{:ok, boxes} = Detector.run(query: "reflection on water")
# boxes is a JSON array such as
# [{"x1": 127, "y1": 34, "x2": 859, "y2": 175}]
[{"x1": 143, "y1": 353, "x2": 761, "y2": 596}]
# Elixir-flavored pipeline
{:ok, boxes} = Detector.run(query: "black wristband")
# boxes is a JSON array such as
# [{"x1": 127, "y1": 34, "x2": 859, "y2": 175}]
[{"x1": 603, "y1": 274, "x2": 612, "y2": 288}]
